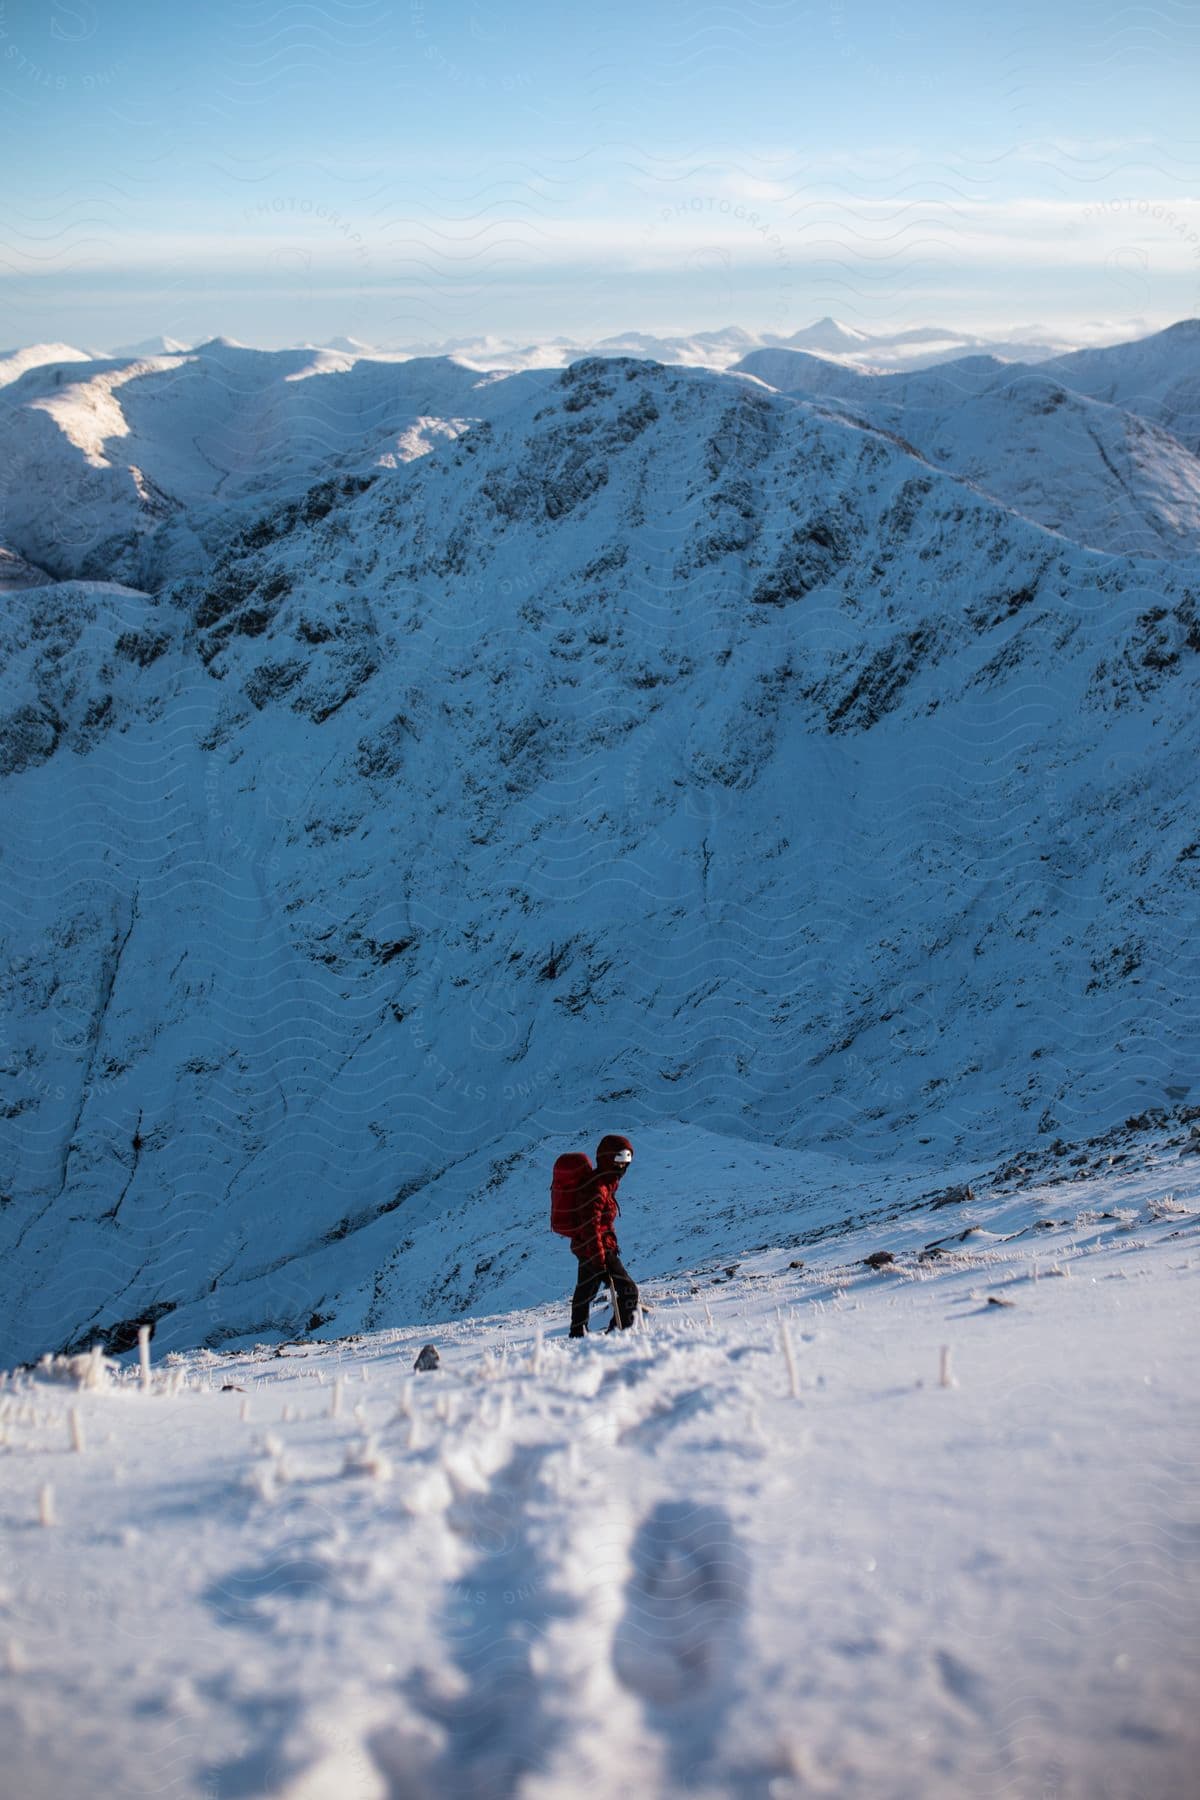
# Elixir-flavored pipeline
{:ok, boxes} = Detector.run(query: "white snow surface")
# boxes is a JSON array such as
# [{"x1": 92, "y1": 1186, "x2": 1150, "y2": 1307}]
[
  {"x1": 0, "y1": 343, "x2": 93, "y2": 387},
  {"x1": 1, "y1": 1151, "x2": 1196, "y2": 1799}
]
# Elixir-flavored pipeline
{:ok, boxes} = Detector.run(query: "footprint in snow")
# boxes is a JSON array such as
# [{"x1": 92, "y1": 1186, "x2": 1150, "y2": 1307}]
[
  {"x1": 935, "y1": 1646, "x2": 989, "y2": 1716},
  {"x1": 377, "y1": 1445, "x2": 570, "y2": 1798},
  {"x1": 618, "y1": 1384, "x2": 721, "y2": 1448},
  {"x1": 203, "y1": 1545, "x2": 337, "y2": 1630},
  {"x1": 613, "y1": 1501, "x2": 748, "y2": 1707}
]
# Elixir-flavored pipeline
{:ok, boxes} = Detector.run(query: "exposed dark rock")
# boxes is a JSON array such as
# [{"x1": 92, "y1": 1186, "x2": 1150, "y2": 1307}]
[
  {"x1": 883, "y1": 475, "x2": 934, "y2": 541},
  {"x1": 114, "y1": 627, "x2": 170, "y2": 666},
  {"x1": 296, "y1": 613, "x2": 336, "y2": 645},
  {"x1": 300, "y1": 472, "x2": 376, "y2": 524},
  {"x1": 704, "y1": 391, "x2": 774, "y2": 479},
  {"x1": 196, "y1": 566, "x2": 254, "y2": 630},
  {"x1": 750, "y1": 514, "x2": 851, "y2": 605},
  {"x1": 295, "y1": 649, "x2": 379, "y2": 723},
  {"x1": 929, "y1": 1183, "x2": 976, "y2": 1208},
  {"x1": 244, "y1": 658, "x2": 307, "y2": 709},
  {"x1": 63, "y1": 1300, "x2": 177, "y2": 1358},
  {"x1": 355, "y1": 713, "x2": 413, "y2": 780},
  {"x1": 825, "y1": 623, "x2": 940, "y2": 733},
  {"x1": 0, "y1": 702, "x2": 61, "y2": 777}
]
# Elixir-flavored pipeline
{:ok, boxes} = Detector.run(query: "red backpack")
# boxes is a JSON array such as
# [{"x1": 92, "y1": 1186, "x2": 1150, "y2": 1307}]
[{"x1": 550, "y1": 1151, "x2": 592, "y2": 1238}]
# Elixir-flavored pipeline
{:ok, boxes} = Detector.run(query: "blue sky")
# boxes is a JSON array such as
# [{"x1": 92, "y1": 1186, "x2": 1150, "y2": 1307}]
[{"x1": 2, "y1": 0, "x2": 1199, "y2": 348}]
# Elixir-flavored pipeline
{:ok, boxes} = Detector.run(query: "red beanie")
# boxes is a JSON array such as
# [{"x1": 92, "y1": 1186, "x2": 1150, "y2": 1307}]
[{"x1": 596, "y1": 1134, "x2": 633, "y2": 1164}]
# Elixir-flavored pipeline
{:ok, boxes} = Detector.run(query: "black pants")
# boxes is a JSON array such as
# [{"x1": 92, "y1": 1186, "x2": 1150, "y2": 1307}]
[{"x1": 571, "y1": 1249, "x2": 639, "y2": 1334}]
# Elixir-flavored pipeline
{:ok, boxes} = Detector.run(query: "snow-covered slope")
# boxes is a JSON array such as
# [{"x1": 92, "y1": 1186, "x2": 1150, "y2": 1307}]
[
  {"x1": 1, "y1": 353, "x2": 1197, "y2": 1366},
  {"x1": 1, "y1": 1150, "x2": 1196, "y2": 1800},
  {"x1": 1039, "y1": 317, "x2": 1200, "y2": 453},
  {"x1": 735, "y1": 337, "x2": 1200, "y2": 556},
  {"x1": 735, "y1": 347, "x2": 1003, "y2": 402},
  {"x1": 0, "y1": 343, "x2": 93, "y2": 388},
  {"x1": 0, "y1": 342, "x2": 552, "y2": 584},
  {"x1": 0, "y1": 547, "x2": 54, "y2": 593}
]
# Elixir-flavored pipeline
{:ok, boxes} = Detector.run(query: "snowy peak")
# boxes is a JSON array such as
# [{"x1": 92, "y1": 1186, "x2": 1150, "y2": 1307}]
[
  {"x1": 382, "y1": 318, "x2": 1081, "y2": 376},
  {"x1": 108, "y1": 334, "x2": 191, "y2": 357},
  {"x1": 778, "y1": 315, "x2": 873, "y2": 351},
  {"x1": 731, "y1": 346, "x2": 859, "y2": 395}
]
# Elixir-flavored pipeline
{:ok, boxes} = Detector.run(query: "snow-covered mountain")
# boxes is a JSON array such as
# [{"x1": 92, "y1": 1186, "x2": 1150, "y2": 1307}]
[
  {"x1": 772, "y1": 315, "x2": 875, "y2": 354},
  {"x1": 757, "y1": 316, "x2": 1069, "y2": 366},
  {"x1": 1, "y1": 322, "x2": 1185, "y2": 595},
  {"x1": 1040, "y1": 317, "x2": 1200, "y2": 452},
  {"x1": 1, "y1": 335, "x2": 1197, "y2": 1368},
  {"x1": 0, "y1": 343, "x2": 93, "y2": 387},
  {"x1": 0, "y1": 339, "x2": 553, "y2": 586},
  {"x1": 734, "y1": 333, "x2": 1200, "y2": 557},
  {"x1": 107, "y1": 335, "x2": 192, "y2": 359},
  {"x1": 734, "y1": 346, "x2": 1001, "y2": 399},
  {"x1": 398, "y1": 318, "x2": 1075, "y2": 375},
  {"x1": 0, "y1": 547, "x2": 54, "y2": 593}
]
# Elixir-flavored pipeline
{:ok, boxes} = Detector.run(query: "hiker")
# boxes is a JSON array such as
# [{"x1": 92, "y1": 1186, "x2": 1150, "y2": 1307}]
[{"x1": 551, "y1": 1134, "x2": 640, "y2": 1338}]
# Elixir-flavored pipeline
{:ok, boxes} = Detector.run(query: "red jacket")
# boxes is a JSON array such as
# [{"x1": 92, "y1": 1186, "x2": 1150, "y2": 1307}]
[
  {"x1": 571, "y1": 1170, "x2": 621, "y2": 1263},
  {"x1": 571, "y1": 1134, "x2": 632, "y2": 1264}
]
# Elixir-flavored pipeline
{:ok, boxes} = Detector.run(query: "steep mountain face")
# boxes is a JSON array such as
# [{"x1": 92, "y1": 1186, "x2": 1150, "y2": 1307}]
[
  {"x1": 1, "y1": 350, "x2": 1198, "y2": 1366},
  {"x1": 735, "y1": 333, "x2": 1200, "y2": 557}
]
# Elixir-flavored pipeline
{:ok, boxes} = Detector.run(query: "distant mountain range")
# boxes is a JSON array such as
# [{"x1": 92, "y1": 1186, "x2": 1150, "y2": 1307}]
[{"x1": 81, "y1": 314, "x2": 1110, "y2": 374}]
